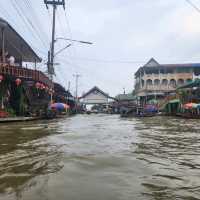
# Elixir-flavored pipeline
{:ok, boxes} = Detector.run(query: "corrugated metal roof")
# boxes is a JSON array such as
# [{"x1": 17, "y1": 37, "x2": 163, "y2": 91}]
[
  {"x1": 115, "y1": 93, "x2": 136, "y2": 101},
  {"x1": 0, "y1": 18, "x2": 42, "y2": 63}
]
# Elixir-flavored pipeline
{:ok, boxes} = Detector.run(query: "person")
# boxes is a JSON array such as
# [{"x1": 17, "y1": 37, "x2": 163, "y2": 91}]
[{"x1": 7, "y1": 54, "x2": 15, "y2": 65}]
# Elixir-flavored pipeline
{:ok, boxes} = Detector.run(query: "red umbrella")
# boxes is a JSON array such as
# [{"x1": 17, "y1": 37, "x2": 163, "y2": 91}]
[{"x1": 183, "y1": 103, "x2": 193, "y2": 109}]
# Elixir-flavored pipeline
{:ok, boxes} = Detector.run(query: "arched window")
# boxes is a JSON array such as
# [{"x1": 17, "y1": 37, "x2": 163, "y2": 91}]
[
  {"x1": 146, "y1": 79, "x2": 153, "y2": 86},
  {"x1": 169, "y1": 79, "x2": 176, "y2": 87},
  {"x1": 154, "y1": 79, "x2": 160, "y2": 86},
  {"x1": 162, "y1": 79, "x2": 168, "y2": 85},
  {"x1": 177, "y1": 79, "x2": 184, "y2": 86},
  {"x1": 186, "y1": 79, "x2": 192, "y2": 83},
  {"x1": 141, "y1": 79, "x2": 145, "y2": 87}
]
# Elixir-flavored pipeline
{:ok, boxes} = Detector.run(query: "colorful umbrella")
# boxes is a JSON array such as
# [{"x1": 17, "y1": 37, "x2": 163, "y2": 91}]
[
  {"x1": 50, "y1": 103, "x2": 70, "y2": 111},
  {"x1": 183, "y1": 103, "x2": 196, "y2": 109},
  {"x1": 144, "y1": 105, "x2": 158, "y2": 112},
  {"x1": 63, "y1": 104, "x2": 70, "y2": 109}
]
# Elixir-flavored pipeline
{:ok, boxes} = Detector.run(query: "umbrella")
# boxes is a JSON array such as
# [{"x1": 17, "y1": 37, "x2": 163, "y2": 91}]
[
  {"x1": 144, "y1": 105, "x2": 158, "y2": 112},
  {"x1": 192, "y1": 103, "x2": 198, "y2": 108},
  {"x1": 183, "y1": 103, "x2": 196, "y2": 109},
  {"x1": 63, "y1": 104, "x2": 70, "y2": 109},
  {"x1": 51, "y1": 103, "x2": 69, "y2": 111}
]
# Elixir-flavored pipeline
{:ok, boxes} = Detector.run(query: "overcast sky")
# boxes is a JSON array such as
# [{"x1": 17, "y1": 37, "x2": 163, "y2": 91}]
[{"x1": 1, "y1": 0, "x2": 200, "y2": 96}]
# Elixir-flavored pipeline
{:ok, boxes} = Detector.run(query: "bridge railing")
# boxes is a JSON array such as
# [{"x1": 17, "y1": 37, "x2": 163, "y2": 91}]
[{"x1": 0, "y1": 63, "x2": 52, "y2": 87}]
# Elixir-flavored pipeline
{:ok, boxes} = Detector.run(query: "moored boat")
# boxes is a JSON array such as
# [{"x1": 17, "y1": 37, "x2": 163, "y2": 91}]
[{"x1": 120, "y1": 105, "x2": 158, "y2": 118}]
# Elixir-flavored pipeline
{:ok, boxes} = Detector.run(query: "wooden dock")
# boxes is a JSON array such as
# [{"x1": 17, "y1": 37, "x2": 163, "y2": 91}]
[{"x1": 0, "y1": 117, "x2": 41, "y2": 123}]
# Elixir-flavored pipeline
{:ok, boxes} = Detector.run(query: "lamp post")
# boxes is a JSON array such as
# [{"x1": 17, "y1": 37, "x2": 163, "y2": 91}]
[
  {"x1": 55, "y1": 37, "x2": 93, "y2": 45},
  {"x1": 52, "y1": 37, "x2": 92, "y2": 112},
  {"x1": 53, "y1": 37, "x2": 93, "y2": 57}
]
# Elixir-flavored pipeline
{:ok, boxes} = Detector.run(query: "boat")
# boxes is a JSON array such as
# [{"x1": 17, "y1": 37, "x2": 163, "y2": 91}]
[{"x1": 120, "y1": 105, "x2": 158, "y2": 118}]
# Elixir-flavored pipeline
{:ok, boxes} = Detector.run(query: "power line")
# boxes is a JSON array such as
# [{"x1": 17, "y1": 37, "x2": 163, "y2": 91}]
[
  {"x1": 63, "y1": 9, "x2": 77, "y2": 61},
  {"x1": 185, "y1": 0, "x2": 200, "y2": 13},
  {"x1": 56, "y1": 58, "x2": 125, "y2": 86},
  {"x1": 64, "y1": 56, "x2": 146, "y2": 64},
  {"x1": 57, "y1": 11, "x2": 67, "y2": 39},
  {"x1": 22, "y1": 0, "x2": 51, "y2": 42},
  {"x1": 10, "y1": 0, "x2": 49, "y2": 49},
  {"x1": 0, "y1": 1, "x2": 48, "y2": 60}
]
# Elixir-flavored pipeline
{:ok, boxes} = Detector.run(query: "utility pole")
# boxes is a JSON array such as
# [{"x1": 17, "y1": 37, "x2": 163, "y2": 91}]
[
  {"x1": 68, "y1": 81, "x2": 71, "y2": 92},
  {"x1": 1, "y1": 27, "x2": 5, "y2": 63},
  {"x1": 123, "y1": 87, "x2": 126, "y2": 94},
  {"x1": 73, "y1": 74, "x2": 81, "y2": 99},
  {"x1": 44, "y1": 0, "x2": 65, "y2": 103}
]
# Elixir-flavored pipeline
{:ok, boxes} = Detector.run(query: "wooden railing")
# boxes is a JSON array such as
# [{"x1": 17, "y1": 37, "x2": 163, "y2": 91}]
[{"x1": 0, "y1": 63, "x2": 52, "y2": 87}]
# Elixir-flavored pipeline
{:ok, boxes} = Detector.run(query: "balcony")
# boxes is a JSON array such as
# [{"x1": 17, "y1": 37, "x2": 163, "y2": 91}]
[
  {"x1": 136, "y1": 85, "x2": 176, "y2": 94},
  {"x1": 0, "y1": 63, "x2": 52, "y2": 87},
  {"x1": 142, "y1": 73, "x2": 193, "y2": 80}
]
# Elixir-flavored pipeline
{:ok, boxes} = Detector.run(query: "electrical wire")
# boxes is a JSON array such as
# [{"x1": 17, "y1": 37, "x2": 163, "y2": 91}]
[
  {"x1": 22, "y1": 0, "x2": 51, "y2": 42},
  {"x1": 185, "y1": 0, "x2": 200, "y2": 13},
  {"x1": 63, "y1": 9, "x2": 78, "y2": 59},
  {"x1": 63, "y1": 56, "x2": 146, "y2": 64},
  {"x1": 10, "y1": 0, "x2": 49, "y2": 49}
]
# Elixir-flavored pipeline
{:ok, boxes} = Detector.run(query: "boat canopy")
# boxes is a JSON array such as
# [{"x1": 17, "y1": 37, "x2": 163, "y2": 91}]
[
  {"x1": 177, "y1": 79, "x2": 200, "y2": 90},
  {"x1": 165, "y1": 99, "x2": 181, "y2": 113},
  {"x1": 0, "y1": 18, "x2": 42, "y2": 63},
  {"x1": 183, "y1": 103, "x2": 198, "y2": 109},
  {"x1": 169, "y1": 99, "x2": 180, "y2": 104}
]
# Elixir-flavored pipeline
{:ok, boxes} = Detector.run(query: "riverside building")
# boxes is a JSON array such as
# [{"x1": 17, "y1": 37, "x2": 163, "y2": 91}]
[{"x1": 134, "y1": 58, "x2": 200, "y2": 104}]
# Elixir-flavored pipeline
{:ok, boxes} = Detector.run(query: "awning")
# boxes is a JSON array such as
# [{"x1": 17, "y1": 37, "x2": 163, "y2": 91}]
[
  {"x1": 183, "y1": 103, "x2": 198, "y2": 109},
  {"x1": 148, "y1": 99, "x2": 158, "y2": 104},
  {"x1": 177, "y1": 79, "x2": 200, "y2": 90},
  {"x1": 0, "y1": 18, "x2": 42, "y2": 63},
  {"x1": 169, "y1": 99, "x2": 180, "y2": 104}
]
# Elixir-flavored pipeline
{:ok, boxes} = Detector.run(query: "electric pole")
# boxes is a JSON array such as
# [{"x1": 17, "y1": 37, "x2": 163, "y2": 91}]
[
  {"x1": 68, "y1": 81, "x2": 71, "y2": 92},
  {"x1": 123, "y1": 87, "x2": 126, "y2": 94},
  {"x1": 73, "y1": 74, "x2": 81, "y2": 99},
  {"x1": 44, "y1": 0, "x2": 65, "y2": 102}
]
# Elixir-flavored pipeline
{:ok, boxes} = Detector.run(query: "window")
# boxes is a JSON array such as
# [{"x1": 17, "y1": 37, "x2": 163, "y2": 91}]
[
  {"x1": 169, "y1": 79, "x2": 176, "y2": 87},
  {"x1": 146, "y1": 79, "x2": 153, "y2": 86},
  {"x1": 141, "y1": 79, "x2": 145, "y2": 87},
  {"x1": 162, "y1": 79, "x2": 168, "y2": 85},
  {"x1": 177, "y1": 79, "x2": 184, "y2": 86},
  {"x1": 186, "y1": 79, "x2": 192, "y2": 83},
  {"x1": 154, "y1": 79, "x2": 160, "y2": 85}
]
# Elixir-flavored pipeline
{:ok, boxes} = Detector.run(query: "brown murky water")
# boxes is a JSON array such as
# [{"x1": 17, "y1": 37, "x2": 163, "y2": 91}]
[{"x1": 0, "y1": 114, "x2": 200, "y2": 200}]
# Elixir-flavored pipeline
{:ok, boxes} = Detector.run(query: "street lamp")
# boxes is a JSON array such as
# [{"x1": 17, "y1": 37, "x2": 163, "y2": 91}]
[
  {"x1": 50, "y1": 37, "x2": 92, "y2": 108},
  {"x1": 55, "y1": 37, "x2": 93, "y2": 45},
  {"x1": 54, "y1": 43, "x2": 72, "y2": 57},
  {"x1": 53, "y1": 37, "x2": 93, "y2": 57}
]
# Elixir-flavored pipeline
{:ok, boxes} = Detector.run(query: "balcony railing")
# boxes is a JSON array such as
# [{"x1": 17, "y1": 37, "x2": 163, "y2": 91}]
[
  {"x1": 145, "y1": 85, "x2": 176, "y2": 91},
  {"x1": 136, "y1": 85, "x2": 176, "y2": 93},
  {"x1": 0, "y1": 63, "x2": 52, "y2": 87}
]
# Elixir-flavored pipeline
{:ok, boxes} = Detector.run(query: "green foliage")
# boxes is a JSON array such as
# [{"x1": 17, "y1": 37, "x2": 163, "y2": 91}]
[
  {"x1": 15, "y1": 85, "x2": 28, "y2": 116},
  {"x1": 5, "y1": 107, "x2": 16, "y2": 117}
]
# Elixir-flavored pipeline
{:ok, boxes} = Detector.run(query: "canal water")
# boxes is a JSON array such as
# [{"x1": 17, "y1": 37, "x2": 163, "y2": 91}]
[{"x1": 0, "y1": 114, "x2": 200, "y2": 200}]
